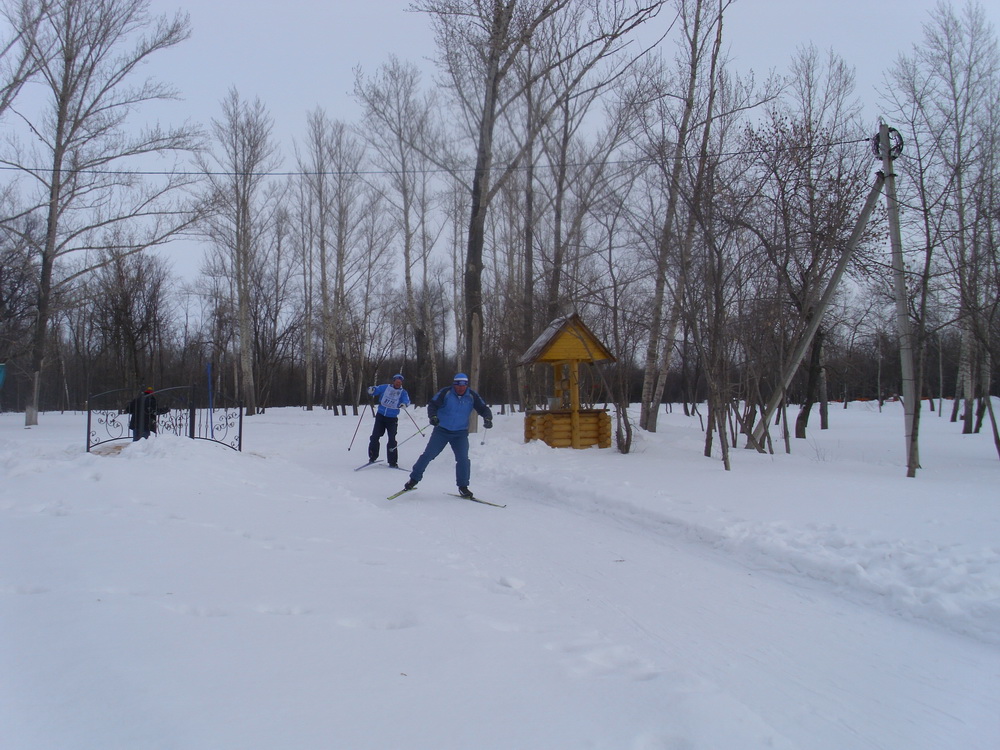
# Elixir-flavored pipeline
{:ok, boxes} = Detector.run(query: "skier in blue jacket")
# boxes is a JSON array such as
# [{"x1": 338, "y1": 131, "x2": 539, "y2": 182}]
[
  {"x1": 367, "y1": 374, "x2": 411, "y2": 467},
  {"x1": 403, "y1": 373, "x2": 492, "y2": 498}
]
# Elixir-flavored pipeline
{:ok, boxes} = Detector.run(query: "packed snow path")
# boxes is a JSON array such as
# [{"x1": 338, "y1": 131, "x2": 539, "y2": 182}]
[{"x1": 2, "y1": 404, "x2": 998, "y2": 749}]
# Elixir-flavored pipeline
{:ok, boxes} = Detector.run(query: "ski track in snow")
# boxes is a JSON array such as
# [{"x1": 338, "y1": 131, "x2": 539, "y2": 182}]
[{"x1": 478, "y1": 428, "x2": 1000, "y2": 647}]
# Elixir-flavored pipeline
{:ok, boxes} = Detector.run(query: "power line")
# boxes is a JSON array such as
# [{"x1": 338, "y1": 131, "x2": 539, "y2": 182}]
[{"x1": 0, "y1": 136, "x2": 873, "y2": 179}]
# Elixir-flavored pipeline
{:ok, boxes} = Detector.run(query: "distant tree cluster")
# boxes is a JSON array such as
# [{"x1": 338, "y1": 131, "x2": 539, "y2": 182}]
[{"x1": 0, "y1": 0, "x2": 997, "y2": 469}]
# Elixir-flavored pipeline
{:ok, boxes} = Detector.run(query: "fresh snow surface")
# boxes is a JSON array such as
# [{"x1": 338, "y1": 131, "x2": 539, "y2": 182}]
[{"x1": 2, "y1": 401, "x2": 998, "y2": 750}]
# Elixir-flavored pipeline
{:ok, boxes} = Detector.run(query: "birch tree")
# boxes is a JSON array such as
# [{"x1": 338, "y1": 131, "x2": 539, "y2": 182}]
[
  {"x1": 884, "y1": 1, "x2": 1000, "y2": 458},
  {"x1": 295, "y1": 109, "x2": 335, "y2": 411},
  {"x1": 199, "y1": 88, "x2": 280, "y2": 417},
  {"x1": 355, "y1": 56, "x2": 443, "y2": 405},
  {"x1": 291, "y1": 152, "x2": 317, "y2": 409},
  {"x1": 633, "y1": 0, "x2": 715, "y2": 432},
  {"x1": 323, "y1": 120, "x2": 367, "y2": 412}
]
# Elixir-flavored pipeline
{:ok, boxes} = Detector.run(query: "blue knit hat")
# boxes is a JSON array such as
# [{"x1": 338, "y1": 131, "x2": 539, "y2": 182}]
[
  {"x1": 452, "y1": 373, "x2": 469, "y2": 385},
  {"x1": 392, "y1": 373, "x2": 404, "y2": 381}
]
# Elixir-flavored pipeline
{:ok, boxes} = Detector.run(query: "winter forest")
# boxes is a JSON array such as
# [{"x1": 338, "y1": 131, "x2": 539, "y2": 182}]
[{"x1": 1, "y1": 0, "x2": 998, "y2": 467}]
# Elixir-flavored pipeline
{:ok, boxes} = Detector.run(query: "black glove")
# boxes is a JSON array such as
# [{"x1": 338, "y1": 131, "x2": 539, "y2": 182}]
[
  {"x1": 430, "y1": 415, "x2": 439, "y2": 426},
  {"x1": 483, "y1": 418, "x2": 493, "y2": 429}
]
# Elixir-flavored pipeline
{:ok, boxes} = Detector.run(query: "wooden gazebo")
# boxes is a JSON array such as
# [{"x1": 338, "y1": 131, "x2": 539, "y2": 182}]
[{"x1": 518, "y1": 314, "x2": 615, "y2": 449}]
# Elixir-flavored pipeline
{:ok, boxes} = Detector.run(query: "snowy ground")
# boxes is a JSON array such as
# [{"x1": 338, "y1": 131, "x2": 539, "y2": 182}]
[{"x1": 2, "y1": 400, "x2": 998, "y2": 750}]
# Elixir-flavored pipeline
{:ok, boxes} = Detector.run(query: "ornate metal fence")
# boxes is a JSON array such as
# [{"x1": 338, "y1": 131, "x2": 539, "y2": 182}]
[{"x1": 86, "y1": 386, "x2": 243, "y2": 452}]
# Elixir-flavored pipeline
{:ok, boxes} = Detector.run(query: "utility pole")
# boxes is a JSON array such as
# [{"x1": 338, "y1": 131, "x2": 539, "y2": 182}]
[{"x1": 877, "y1": 122, "x2": 919, "y2": 476}]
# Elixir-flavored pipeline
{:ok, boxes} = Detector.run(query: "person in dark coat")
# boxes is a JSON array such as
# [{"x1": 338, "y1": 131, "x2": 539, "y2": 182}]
[
  {"x1": 367, "y1": 374, "x2": 411, "y2": 467},
  {"x1": 403, "y1": 373, "x2": 492, "y2": 498},
  {"x1": 127, "y1": 387, "x2": 165, "y2": 440}
]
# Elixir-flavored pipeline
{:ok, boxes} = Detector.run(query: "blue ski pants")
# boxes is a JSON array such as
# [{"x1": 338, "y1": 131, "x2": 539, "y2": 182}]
[{"x1": 409, "y1": 426, "x2": 471, "y2": 487}]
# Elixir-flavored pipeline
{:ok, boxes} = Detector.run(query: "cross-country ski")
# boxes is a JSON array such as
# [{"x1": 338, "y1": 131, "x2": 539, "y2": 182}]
[
  {"x1": 447, "y1": 492, "x2": 506, "y2": 508},
  {"x1": 386, "y1": 487, "x2": 415, "y2": 500}
]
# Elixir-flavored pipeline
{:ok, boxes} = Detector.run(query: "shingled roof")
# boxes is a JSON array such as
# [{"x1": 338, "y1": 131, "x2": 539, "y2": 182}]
[{"x1": 517, "y1": 313, "x2": 616, "y2": 366}]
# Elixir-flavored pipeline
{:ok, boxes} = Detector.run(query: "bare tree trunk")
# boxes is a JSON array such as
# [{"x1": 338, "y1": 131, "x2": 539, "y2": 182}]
[
  {"x1": 236, "y1": 201, "x2": 257, "y2": 416},
  {"x1": 638, "y1": 1, "x2": 705, "y2": 431},
  {"x1": 795, "y1": 328, "x2": 824, "y2": 439},
  {"x1": 819, "y1": 347, "x2": 829, "y2": 430},
  {"x1": 295, "y1": 111, "x2": 332, "y2": 412},
  {"x1": 300, "y1": 202, "x2": 315, "y2": 410},
  {"x1": 960, "y1": 325, "x2": 976, "y2": 433},
  {"x1": 521, "y1": 64, "x2": 537, "y2": 410},
  {"x1": 26, "y1": 237, "x2": 55, "y2": 426},
  {"x1": 546, "y1": 99, "x2": 571, "y2": 322},
  {"x1": 984, "y1": 388, "x2": 1000, "y2": 461},
  {"x1": 648, "y1": 270, "x2": 683, "y2": 429}
]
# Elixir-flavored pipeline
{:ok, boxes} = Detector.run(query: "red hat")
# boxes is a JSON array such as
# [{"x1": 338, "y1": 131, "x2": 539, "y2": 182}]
[{"x1": 144, "y1": 387, "x2": 154, "y2": 394}]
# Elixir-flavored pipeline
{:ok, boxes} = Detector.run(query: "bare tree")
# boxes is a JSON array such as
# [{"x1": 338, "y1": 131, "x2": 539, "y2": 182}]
[
  {"x1": 290, "y1": 155, "x2": 317, "y2": 410},
  {"x1": 413, "y1": 0, "x2": 665, "y2": 410},
  {"x1": 742, "y1": 45, "x2": 872, "y2": 441},
  {"x1": 2, "y1": 0, "x2": 201, "y2": 425},
  {"x1": 249, "y1": 202, "x2": 303, "y2": 410},
  {"x1": 884, "y1": 0, "x2": 1000, "y2": 466},
  {"x1": 89, "y1": 246, "x2": 172, "y2": 383},
  {"x1": 355, "y1": 56, "x2": 443, "y2": 404},
  {"x1": 349, "y1": 189, "x2": 399, "y2": 410},
  {"x1": 199, "y1": 88, "x2": 281, "y2": 417},
  {"x1": 0, "y1": 0, "x2": 49, "y2": 120},
  {"x1": 323, "y1": 119, "x2": 368, "y2": 412},
  {"x1": 634, "y1": 0, "x2": 726, "y2": 433},
  {"x1": 589, "y1": 158, "x2": 647, "y2": 452},
  {"x1": 527, "y1": 6, "x2": 644, "y2": 325},
  {"x1": 0, "y1": 213, "x2": 38, "y2": 369},
  {"x1": 295, "y1": 108, "x2": 335, "y2": 411},
  {"x1": 293, "y1": 111, "x2": 371, "y2": 412}
]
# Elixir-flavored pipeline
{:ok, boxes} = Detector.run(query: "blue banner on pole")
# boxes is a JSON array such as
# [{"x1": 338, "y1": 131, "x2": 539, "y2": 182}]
[{"x1": 0, "y1": 363, "x2": 6, "y2": 391}]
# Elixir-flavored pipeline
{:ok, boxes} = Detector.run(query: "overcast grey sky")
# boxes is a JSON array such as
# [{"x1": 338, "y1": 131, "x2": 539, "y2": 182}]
[
  {"x1": 144, "y1": 0, "x2": 999, "y2": 154},
  {"x1": 145, "y1": 0, "x2": 429, "y2": 151},
  {"x1": 723, "y1": 0, "x2": 999, "y2": 118},
  {"x1": 140, "y1": 0, "x2": 998, "y2": 277}
]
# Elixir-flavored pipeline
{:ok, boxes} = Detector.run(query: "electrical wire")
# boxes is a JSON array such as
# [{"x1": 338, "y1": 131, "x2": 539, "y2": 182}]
[{"x1": 0, "y1": 136, "x2": 874, "y2": 179}]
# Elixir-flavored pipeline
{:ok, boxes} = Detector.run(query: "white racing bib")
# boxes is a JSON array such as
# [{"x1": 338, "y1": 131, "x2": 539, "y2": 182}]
[{"x1": 380, "y1": 387, "x2": 403, "y2": 411}]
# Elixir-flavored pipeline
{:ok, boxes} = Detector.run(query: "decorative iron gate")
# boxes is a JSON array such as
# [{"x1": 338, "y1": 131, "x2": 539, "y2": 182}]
[{"x1": 86, "y1": 386, "x2": 243, "y2": 452}]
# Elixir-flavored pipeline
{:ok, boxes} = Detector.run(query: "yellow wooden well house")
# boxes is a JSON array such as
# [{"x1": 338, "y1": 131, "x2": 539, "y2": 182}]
[{"x1": 518, "y1": 314, "x2": 615, "y2": 449}]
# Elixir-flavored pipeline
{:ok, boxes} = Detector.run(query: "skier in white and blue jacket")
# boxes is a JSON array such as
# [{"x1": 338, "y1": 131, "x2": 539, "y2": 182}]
[
  {"x1": 403, "y1": 373, "x2": 492, "y2": 499},
  {"x1": 367, "y1": 374, "x2": 411, "y2": 467}
]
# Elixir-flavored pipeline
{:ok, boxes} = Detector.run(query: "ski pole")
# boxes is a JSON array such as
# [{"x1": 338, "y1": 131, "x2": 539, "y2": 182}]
[
  {"x1": 401, "y1": 404, "x2": 425, "y2": 436},
  {"x1": 396, "y1": 428, "x2": 428, "y2": 448},
  {"x1": 347, "y1": 402, "x2": 371, "y2": 451}
]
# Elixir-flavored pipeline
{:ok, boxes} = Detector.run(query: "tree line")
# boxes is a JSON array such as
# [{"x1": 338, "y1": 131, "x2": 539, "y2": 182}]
[{"x1": 0, "y1": 0, "x2": 997, "y2": 470}]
